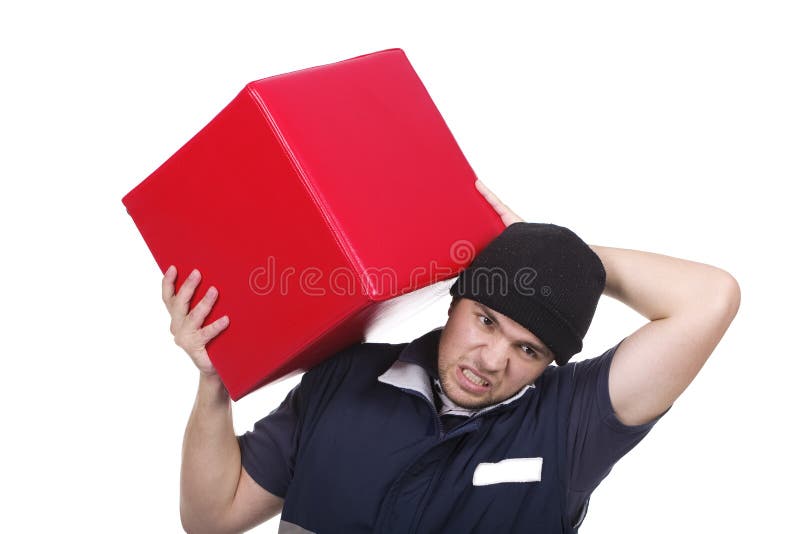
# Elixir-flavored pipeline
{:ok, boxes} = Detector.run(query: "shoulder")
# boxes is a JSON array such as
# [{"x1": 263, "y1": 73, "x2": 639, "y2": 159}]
[
  {"x1": 532, "y1": 341, "x2": 622, "y2": 404},
  {"x1": 305, "y1": 338, "x2": 409, "y2": 383},
  {"x1": 559, "y1": 341, "x2": 621, "y2": 382},
  {"x1": 292, "y1": 339, "x2": 409, "y2": 418},
  {"x1": 560, "y1": 338, "x2": 669, "y2": 432}
]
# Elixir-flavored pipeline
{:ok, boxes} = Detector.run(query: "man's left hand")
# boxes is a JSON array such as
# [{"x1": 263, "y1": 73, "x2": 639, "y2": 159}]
[{"x1": 475, "y1": 179, "x2": 524, "y2": 227}]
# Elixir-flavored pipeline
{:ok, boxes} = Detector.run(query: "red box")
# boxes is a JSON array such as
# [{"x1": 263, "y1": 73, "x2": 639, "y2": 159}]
[{"x1": 122, "y1": 48, "x2": 504, "y2": 400}]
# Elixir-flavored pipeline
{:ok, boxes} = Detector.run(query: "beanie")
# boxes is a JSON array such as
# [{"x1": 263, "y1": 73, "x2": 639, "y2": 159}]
[{"x1": 449, "y1": 222, "x2": 606, "y2": 365}]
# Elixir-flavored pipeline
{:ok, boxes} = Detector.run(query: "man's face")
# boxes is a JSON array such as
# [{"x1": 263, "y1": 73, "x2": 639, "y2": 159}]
[{"x1": 437, "y1": 297, "x2": 555, "y2": 410}]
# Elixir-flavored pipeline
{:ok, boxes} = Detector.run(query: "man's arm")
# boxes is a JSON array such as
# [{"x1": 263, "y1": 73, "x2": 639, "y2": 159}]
[
  {"x1": 180, "y1": 373, "x2": 283, "y2": 533},
  {"x1": 589, "y1": 245, "x2": 741, "y2": 426},
  {"x1": 162, "y1": 266, "x2": 283, "y2": 532}
]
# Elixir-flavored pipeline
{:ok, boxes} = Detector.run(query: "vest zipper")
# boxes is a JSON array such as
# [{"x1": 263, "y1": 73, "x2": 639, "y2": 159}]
[{"x1": 398, "y1": 387, "x2": 444, "y2": 438}]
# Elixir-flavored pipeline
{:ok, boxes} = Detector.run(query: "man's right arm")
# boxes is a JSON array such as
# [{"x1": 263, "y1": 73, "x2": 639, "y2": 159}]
[
  {"x1": 180, "y1": 371, "x2": 283, "y2": 533},
  {"x1": 161, "y1": 265, "x2": 283, "y2": 532}
]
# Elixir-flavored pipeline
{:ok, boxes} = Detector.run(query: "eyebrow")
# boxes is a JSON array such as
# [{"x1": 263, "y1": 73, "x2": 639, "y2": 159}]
[{"x1": 475, "y1": 303, "x2": 551, "y2": 356}]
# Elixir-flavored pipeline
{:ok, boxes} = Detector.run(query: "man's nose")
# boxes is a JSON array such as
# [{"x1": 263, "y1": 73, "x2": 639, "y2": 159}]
[{"x1": 478, "y1": 338, "x2": 508, "y2": 373}]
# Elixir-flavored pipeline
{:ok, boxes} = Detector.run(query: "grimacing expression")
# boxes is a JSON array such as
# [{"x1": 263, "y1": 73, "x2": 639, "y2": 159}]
[{"x1": 437, "y1": 297, "x2": 555, "y2": 410}]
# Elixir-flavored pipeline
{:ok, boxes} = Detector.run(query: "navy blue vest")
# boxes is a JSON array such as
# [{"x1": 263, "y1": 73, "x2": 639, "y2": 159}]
[{"x1": 279, "y1": 329, "x2": 580, "y2": 533}]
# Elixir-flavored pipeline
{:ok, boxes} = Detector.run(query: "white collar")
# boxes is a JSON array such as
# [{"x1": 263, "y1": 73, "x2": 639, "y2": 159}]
[{"x1": 377, "y1": 327, "x2": 535, "y2": 417}]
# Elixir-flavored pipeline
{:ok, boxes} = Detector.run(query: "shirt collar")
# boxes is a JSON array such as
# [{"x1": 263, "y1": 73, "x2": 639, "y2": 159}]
[{"x1": 377, "y1": 327, "x2": 535, "y2": 416}]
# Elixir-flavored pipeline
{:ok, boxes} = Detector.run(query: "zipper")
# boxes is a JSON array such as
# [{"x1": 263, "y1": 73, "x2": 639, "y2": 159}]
[
  {"x1": 399, "y1": 387, "x2": 444, "y2": 438},
  {"x1": 400, "y1": 384, "x2": 531, "y2": 439}
]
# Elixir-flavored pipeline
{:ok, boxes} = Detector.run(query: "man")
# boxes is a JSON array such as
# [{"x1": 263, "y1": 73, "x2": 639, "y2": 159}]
[{"x1": 166, "y1": 181, "x2": 740, "y2": 533}]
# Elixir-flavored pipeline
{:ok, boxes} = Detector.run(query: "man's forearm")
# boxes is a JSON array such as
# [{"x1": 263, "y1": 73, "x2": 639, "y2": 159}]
[
  {"x1": 180, "y1": 372, "x2": 241, "y2": 532},
  {"x1": 589, "y1": 245, "x2": 738, "y2": 320}
]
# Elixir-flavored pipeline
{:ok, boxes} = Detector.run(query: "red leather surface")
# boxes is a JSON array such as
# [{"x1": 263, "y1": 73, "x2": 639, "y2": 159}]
[{"x1": 122, "y1": 48, "x2": 505, "y2": 400}]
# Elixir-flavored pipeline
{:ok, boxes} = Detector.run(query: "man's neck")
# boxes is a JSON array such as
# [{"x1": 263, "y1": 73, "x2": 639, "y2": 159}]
[{"x1": 431, "y1": 377, "x2": 479, "y2": 417}]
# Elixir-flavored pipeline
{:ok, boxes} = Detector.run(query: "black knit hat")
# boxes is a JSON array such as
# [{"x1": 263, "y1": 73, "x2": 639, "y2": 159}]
[{"x1": 449, "y1": 222, "x2": 606, "y2": 365}]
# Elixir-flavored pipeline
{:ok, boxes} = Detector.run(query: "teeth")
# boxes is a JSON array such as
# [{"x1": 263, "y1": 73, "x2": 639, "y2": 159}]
[{"x1": 463, "y1": 368, "x2": 488, "y2": 387}]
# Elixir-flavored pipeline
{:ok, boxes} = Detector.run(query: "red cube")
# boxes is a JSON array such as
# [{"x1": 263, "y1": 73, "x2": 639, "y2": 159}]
[{"x1": 122, "y1": 48, "x2": 504, "y2": 400}]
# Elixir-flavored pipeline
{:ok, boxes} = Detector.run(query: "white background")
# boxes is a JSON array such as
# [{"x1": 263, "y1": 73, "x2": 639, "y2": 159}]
[{"x1": 1, "y1": 1, "x2": 797, "y2": 532}]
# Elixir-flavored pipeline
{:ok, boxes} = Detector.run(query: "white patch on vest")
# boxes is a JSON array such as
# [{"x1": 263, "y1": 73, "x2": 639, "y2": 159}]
[
  {"x1": 278, "y1": 519, "x2": 315, "y2": 533},
  {"x1": 472, "y1": 457, "x2": 543, "y2": 486}
]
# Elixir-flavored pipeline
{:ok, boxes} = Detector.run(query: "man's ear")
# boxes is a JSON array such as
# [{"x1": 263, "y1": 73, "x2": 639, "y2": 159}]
[{"x1": 447, "y1": 296, "x2": 459, "y2": 317}]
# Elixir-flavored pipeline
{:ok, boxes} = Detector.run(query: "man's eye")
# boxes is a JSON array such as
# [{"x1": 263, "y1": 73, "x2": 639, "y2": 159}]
[
  {"x1": 479, "y1": 315, "x2": 493, "y2": 326},
  {"x1": 520, "y1": 345, "x2": 537, "y2": 357}
]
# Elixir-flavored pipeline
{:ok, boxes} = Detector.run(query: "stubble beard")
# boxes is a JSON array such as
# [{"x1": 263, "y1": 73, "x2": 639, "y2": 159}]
[{"x1": 438, "y1": 363, "x2": 496, "y2": 411}]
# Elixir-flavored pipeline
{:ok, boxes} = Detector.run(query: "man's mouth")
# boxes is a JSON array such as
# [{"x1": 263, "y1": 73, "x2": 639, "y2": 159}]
[{"x1": 459, "y1": 366, "x2": 490, "y2": 389}]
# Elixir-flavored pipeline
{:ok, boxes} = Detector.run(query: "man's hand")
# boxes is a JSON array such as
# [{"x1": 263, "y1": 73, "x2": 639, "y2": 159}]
[
  {"x1": 162, "y1": 265, "x2": 229, "y2": 376},
  {"x1": 475, "y1": 179, "x2": 525, "y2": 227}
]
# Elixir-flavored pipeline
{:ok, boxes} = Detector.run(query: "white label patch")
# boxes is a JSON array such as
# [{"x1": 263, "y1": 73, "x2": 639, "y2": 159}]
[{"x1": 472, "y1": 457, "x2": 543, "y2": 486}]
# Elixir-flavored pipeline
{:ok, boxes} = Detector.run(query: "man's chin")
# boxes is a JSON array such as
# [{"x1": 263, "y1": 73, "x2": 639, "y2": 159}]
[
  {"x1": 458, "y1": 398, "x2": 492, "y2": 410},
  {"x1": 443, "y1": 384, "x2": 493, "y2": 410}
]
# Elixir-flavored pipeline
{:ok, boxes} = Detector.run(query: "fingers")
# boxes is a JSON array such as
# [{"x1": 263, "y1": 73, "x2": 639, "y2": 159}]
[
  {"x1": 172, "y1": 312, "x2": 229, "y2": 353},
  {"x1": 198, "y1": 314, "x2": 231, "y2": 346},
  {"x1": 186, "y1": 285, "x2": 220, "y2": 328},
  {"x1": 475, "y1": 179, "x2": 508, "y2": 212},
  {"x1": 164, "y1": 266, "x2": 227, "y2": 332},
  {"x1": 161, "y1": 265, "x2": 177, "y2": 305},
  {"x1": 162, "y1": 266, "x2": 230, "y2": 372},
  {"x1": 475, "y1": 179, "x2": 525, "y2": 227},
  {"x1": 174, "y1": 268, "x2": 202, "y2": 317}
]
